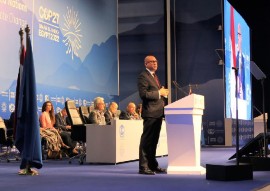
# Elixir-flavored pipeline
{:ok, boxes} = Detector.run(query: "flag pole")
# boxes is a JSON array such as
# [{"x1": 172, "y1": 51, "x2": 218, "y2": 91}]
[
  {"x1": 25, "y1": 25, "x2": 30, "y2": 43},
  {"x1": 16, "y1": 24, "x2": 42, "y2": 175},
  {"x1": 14, "y1": 28, "x2": 24, "y2": 139},
  {"x1": 19, "y1": 28, "x2": 24, "y2": 45}
]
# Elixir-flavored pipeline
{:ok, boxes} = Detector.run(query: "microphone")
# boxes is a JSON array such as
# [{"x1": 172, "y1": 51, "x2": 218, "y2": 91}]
[
  {"x1": 232, "y1": 67, "x2": 239, "y2": 76},
  {"x1": 172, "y1": 81, "x2": 188, "y2": 96},
  {"x1": 188, "y1": 84, "x2": 199, "y2": 94}
]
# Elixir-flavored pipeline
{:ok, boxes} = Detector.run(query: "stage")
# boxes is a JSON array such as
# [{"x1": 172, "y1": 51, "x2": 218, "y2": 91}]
[{"x1": 1, "y1": 147, "x2": 270, "y2": 191}]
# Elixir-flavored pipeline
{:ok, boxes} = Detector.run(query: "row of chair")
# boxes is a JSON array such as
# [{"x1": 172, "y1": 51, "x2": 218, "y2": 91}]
[
  {"x1": 0, "y1": 101, "x2": 88, "y2": 164},
  {"x1": 79, "y1": 106, "x2": 91, "y2": 124},
  {"x1": 65, "y1": 100, "x2": 87, "y2": 164},
  {"x1": 0, "y1": 117, "x2": 20, "y2": 162}
]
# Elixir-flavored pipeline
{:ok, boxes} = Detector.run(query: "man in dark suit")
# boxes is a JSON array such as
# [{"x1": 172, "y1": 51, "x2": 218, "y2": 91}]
[
  {"x1": 104, "y1": 102, "x2": 118, "y2": 125},
  {"x1": 137, "y1": 55, "x2": 169, "y2": 175},
  {"x1": 236, "y1": 23, "x2": 245, "y2": 100},
  {"x1": 55, "y1": 108, "x2": 77, "y2": 156},
  {"x1": 119, "y1": 102, "x2": 141, "y2": 120}
]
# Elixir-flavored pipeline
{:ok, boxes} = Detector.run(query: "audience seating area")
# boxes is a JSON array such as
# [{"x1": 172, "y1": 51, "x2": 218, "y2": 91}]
[
  {"x1": 65, "y1": 100, "x2": 87, "y2": 164},
  {"x1": 0, "y1": 100, "x2": 147, "y2": 164},
  {"x1": 0, "y1": 117, "x2": 20, "y2": 162},
  {"x1": 79, "y1": 106, "x2": 91, "y2": 124}
]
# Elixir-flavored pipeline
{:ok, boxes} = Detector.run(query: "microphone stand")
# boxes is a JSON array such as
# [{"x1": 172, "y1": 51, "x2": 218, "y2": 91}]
[
  {"x1": 250, "y1": 61, "x2": 268, "y2": 160},
  {"x1": 188, "y1": 84, "x2": 198, "y2": 95},
  {"x1": 172, "y1": 81, "x2": 188, "y2": 97},
  {"x1": 206, "y1": 66, "x2": 253, "y2": 181},
  {"x1": 232, "y1": 67, "x2": 240, "y2": 166},
  {"x1": 261, "y1": 78, "x2": 268, "y2": 158},
  {"x1": 253, "y1": 105, "x2": 262, "y2": 116}
]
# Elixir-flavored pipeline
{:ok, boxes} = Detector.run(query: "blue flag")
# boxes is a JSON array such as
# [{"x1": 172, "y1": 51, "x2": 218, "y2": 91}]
[{"x1": 15, "y1": 34, "x2": 43, "y2": 169}]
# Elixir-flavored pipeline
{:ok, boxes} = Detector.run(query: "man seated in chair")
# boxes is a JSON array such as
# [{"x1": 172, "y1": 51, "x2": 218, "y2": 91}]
[
  {"x1": 89, "y1": 97, "x2": 106, "y2": 125},
  {"x1": 55, "y1": 108, "x2": 78, "y2": 156},
  {"x1": 104, "y1": 102, "x2": 118, "y2": 125},
  {"x1": 119, "y1": 102, "x2": 141, "y2": 120},
  {"x1": 4, "y1": 112, "x2": 15, "y2": 140}
]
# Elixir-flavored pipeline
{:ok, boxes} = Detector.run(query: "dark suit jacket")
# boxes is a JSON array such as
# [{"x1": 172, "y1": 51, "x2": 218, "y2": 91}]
[
  {"x1": 89, "y1": 110, "x2": 105, "y2": 125},
  {"x1": 104, "y1": 110, "x2": 113, "y2": 125},
  {"x1": 137, "y1": 70, "x2": 164, "y2": 119},
  {"x1": 55, "y1": 113, "x2": 69, "y2": 131},
  {"x1": 119, "y1": 111, "x2": 131, "y2": 120},
  {"x1": 236, "y1": 52, "x2": 246, "y2": 99}
]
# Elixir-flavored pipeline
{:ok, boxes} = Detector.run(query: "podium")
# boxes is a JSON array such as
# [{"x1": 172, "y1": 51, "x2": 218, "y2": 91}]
[{"x1": 164, "y1": 94, "x2": 205, "y2": 174}]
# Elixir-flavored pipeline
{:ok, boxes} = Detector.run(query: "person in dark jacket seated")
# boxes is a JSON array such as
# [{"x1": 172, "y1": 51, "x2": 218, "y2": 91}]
[
  {"x1": 119, "y1": 102, "x2": 141, "y2": 120},
  {"x1": 104, "y1": 102, "x2": 118, "y2": 125},
  {"x1": 55, "y1": 108, "x2": 78, "y2": 156}
]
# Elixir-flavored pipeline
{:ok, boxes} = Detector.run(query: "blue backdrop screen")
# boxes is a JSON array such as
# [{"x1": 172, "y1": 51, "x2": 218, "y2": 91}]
[{"x1": 0, "y1": 0, "x2": 118, "y2": 118}]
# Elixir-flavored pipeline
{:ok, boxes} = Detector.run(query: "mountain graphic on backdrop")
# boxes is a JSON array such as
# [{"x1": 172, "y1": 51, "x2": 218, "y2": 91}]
[
  {"x1": 44, "y1": 35, "x2": 117, "y2": 94},
  {"x1": 31, "y1": 9, "x2": 118, "y2": 95}
]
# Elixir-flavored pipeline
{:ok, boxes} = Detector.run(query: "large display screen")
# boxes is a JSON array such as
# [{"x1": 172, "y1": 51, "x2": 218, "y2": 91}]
[
  {"x1": 0, "y1": 0, "x2": 118, "y2": 119},
  {"x1": 224, "y1": 0, "x2": 252, "y2": 120}
]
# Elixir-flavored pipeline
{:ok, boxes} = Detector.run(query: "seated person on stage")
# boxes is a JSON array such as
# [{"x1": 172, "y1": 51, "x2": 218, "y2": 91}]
[
  {"x1": 89, "y1": 97, "x2": 106, "y2": 125},
  {"x1": 55, "y1": 108, "x2": 78, "y2": 156},
  {"x1": 136, "y1": 103, "x2": 142, "y2": 119},
  {"x1": 4, "y1": 112, "x2": 15, "y2": 138},
  {"x1": 119, "y1": 102, "x2": 141, "y2": 120},
  {"x1": 39, "y1": 101, "x2": 69, "y2": 159},
  {"x1": 104, "y1": 102, "x2": 118, "y2": 125}
]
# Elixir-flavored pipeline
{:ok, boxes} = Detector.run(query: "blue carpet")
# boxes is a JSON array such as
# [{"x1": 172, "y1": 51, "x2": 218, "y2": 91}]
[{"x1": 1, "y1": 147, "x2": 270, "y2": 191}]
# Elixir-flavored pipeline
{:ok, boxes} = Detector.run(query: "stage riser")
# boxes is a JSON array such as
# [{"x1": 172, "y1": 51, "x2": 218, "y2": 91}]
[
  {"x1": 206, "y1": 164, "x2": 253, "y2": 181},
  {"x1": 251, "y1": 157, "x2": 270, "y2": 171}
]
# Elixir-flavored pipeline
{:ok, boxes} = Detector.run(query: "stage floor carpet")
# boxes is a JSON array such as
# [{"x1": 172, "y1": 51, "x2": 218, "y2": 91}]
[{"x1": 1, "y1": 147, "x2": 270, "y2": 191}]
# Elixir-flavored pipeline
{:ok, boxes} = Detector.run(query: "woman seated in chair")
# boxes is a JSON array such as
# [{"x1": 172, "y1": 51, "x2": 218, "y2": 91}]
[{"x1": 39, "y1": 101, "x2": 69, "y2": 159}]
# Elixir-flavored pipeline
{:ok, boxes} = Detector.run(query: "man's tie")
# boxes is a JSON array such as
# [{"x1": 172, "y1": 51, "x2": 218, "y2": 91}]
[{"x1": 153, "y1": 73, "x2": 161, "y2": 88}]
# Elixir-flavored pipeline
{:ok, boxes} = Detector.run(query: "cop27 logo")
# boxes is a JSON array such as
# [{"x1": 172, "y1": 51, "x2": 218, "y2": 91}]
[
  {"x1": 119, "y1": 125, "x2": 125, "y2": 137},
  {"x1": 62, "y1": 7, "x2": 82, "y2": 60}
]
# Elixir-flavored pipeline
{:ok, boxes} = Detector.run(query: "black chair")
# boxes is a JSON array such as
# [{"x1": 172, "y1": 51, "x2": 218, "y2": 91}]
[
  {"x1": 65, "y1": 100, "x2": 86, "y2": 164},
  {"x1": 0, "y1": 117, "x2": 20, "y2": 162},
  {"x1": 79, "y1": 106, "x2": 91, "y2": 124}
]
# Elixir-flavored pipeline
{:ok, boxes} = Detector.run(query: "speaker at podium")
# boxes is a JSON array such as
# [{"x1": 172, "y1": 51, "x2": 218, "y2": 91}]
[{"x1": 164, "y1": 93, "x2": 205, "y2": 174}]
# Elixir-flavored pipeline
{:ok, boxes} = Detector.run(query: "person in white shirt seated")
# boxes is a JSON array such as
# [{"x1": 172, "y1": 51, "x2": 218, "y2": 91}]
[{"x1": 89, "y1": 97, "x2": 106, "y2": 125}]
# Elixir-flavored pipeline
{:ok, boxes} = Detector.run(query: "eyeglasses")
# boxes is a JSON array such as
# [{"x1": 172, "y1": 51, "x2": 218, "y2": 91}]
[{"x1": 147, "y1": 60, "x2": 158, "y2": 64}]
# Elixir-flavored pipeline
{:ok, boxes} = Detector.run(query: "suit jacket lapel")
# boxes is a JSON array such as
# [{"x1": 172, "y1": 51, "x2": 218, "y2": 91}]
[
  {"x1": 145, "y1": 70, "x2": 159, "y2": 89},
  {"x1": 59, "y1": 113, "x2": 66, "y2": 126}
]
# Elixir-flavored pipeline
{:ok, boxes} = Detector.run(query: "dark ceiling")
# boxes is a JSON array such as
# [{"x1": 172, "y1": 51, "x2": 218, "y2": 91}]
[{"x1": 228, "y1": 0, "x2": 270, "y2": 29}]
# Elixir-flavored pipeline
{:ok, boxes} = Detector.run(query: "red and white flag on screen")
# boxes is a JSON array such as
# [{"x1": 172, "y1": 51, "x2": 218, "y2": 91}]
[{"x1": 230, "y1": 5, "x2": 236, "y2": 68}]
